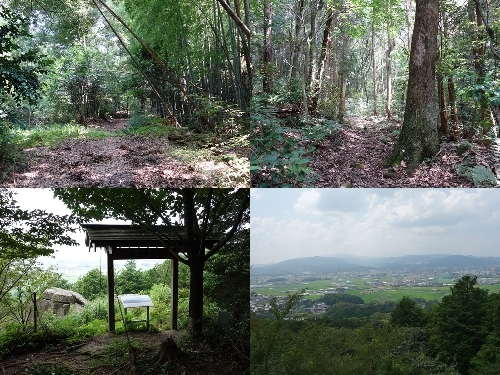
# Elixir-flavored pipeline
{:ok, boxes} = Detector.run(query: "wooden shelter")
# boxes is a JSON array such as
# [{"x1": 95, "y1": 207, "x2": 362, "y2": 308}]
[{"x1": 82, "y1": 224, "x2": 217, "y2": 332}]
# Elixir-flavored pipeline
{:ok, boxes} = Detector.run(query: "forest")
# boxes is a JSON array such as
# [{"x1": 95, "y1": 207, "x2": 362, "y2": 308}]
[
  {"x1": 251, "y1": 275, "x2": 500, "y2": 375},
  {"x1": 0, "y1": 0, "x2": 250, "y2": 187},
  {"x1": 250, "y1": 0, "x2": 500, "y2": 187},
  {"x1": 0, "y1": 188, "x2": 250, "y2": 374}
]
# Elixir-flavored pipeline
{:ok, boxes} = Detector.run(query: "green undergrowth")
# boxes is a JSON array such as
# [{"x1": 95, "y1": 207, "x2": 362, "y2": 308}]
[
  {"x1": 121, "y1": 116, "x2": 174, "y2": 137},
  {"x1": 0, "y1": 315, "x2": 108, "y2": 360},
  {"x1": 251, "y1": 96, "x2": 341, "y2": 187},
  {"x1": 15, "y1": 123, "x2": 111, "y2": 148},
  {"x1": 456, "y1": 164, "x2": 498, "y2": 187}
]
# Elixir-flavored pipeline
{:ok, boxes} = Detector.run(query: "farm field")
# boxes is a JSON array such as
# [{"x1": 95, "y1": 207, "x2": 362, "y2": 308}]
[{"x1": 252, "y1": 277, "x2": 500, "y2": 303}]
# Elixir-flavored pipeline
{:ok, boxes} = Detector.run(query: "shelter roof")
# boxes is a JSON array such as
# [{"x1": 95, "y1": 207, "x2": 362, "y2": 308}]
[{"x1": 81, "y1": 224, "x2": 218, "y2": 250}]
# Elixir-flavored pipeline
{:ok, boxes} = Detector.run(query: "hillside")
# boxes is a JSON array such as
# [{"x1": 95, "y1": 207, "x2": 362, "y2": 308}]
[{"x1": 252, "y1": 254, "x2": 500, "y2": 276}]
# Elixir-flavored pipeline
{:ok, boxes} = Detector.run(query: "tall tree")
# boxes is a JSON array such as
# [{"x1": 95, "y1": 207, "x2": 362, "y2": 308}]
[
  {"x1": 386, "y1": 0, "x2": 440, "y2": 169},
  {"x1": 429, "y1": 275, "x2": 489, "y2": 374},
  {"x1": 54, "y1": 188, "x2": 249, "y2": 336},
  {"x1": 390, "y1": 296, "x2": 426, "y2": 327},
  {"x1": 262, "y1": 0, "x2": 274, "y2": 93}
]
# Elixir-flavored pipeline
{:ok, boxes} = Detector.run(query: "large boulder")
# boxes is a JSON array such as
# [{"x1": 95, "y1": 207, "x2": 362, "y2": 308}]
[{"x1": 38, "y1": 287, "x2": 89, "y2": 317}]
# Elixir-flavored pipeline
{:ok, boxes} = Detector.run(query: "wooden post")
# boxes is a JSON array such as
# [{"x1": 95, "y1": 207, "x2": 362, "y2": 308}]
[
  {"x1": 146, "y1": 306, "x2": 150, "y2": 331},
  {"x1": 171, "y1": 258, "x2": 178, "y2": 330},
  {"x1": 107, "y1": 246, "x2": 115, "y2": 332}
]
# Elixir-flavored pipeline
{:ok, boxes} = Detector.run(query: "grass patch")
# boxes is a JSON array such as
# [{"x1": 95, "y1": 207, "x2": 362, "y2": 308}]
[
  {"x1": 15, "y1": 123, "x2": 111, "y2": 148},
  {"x1": 122, "y1": 116, "x2": 174, "y2": 137}
]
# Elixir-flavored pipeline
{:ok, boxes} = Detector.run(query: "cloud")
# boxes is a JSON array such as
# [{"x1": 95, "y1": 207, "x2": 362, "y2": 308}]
[
  {"x1": 250, "y1": 189, "x2": 262, "y2": 200},
  {"x1": 251, "y1": 188, "x2": 500, "y2": 264},
  {"x1": 294, "y1": 189, "x2": 369, "y2": 215}
]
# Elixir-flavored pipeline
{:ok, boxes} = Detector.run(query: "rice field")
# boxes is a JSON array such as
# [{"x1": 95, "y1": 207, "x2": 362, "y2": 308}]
[{"x1": 252, "y1": 277, "x2": 500, "y2": 303}]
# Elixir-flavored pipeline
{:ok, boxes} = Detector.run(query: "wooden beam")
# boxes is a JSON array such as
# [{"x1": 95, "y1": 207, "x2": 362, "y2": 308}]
[
  {"x1": 171, "y1": 258, "x2": 178, "y2": 330},
  {"x1": 110, "y1": 248, "x2": 178, "y2": 260},
  {"x1": 107, "y1": 246, "x2": 115, "y2": 332}
]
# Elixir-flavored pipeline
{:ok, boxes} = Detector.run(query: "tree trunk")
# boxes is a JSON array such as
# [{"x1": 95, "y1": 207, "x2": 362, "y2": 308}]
[
  {"x1": 338, "y1": 74, "x2": 346, "y2": 122},
  {"x1": 289, "y1": 0, "x2": 305, "y2": 82},
  {"x1": 310, "y1": 9, "x2": 334, "y2": 112},
  {"x1": 302, "y1": 56, "x2": 309, "y2": 116},
  {"x1": 181, "y1": 189, "x2": 204, "y2": 337},
  {"x1": 469, "y1": 0, "x2": 493, "y2": 134},
  {"x1": 447, "y1": 76, "x2": 459, "y2": 129},
  {"x1": 263, "y1": 0, "x2": 273, "y2": 93},
  {"x1": 437, "y1": 72, "x2": 449, "y2": 137},
  {"x1": 188, "y1": 259, "x2": 205, "y2": 336},
  {"x1": 386, "y1": 0, "x2": 439, "y2": 168},
  {"x1": 308, "y1": 0, "x2": 322, "y2": 87},
  {"x1": 385, "y1": 30, "x2": 395, "y2": 118},
  {"x1": 372, "y1": 21, "x2": 377, "y2": 115}
]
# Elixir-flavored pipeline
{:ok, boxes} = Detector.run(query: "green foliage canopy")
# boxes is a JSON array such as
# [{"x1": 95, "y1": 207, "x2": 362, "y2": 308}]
[
  {"x1": 429, "y1": 275, "x2": 489, "y2": 374},
  {"x1": 0, "y1": 5, "x2": 48, "y2": 109},
  {"x1": 390, "y1": 296, "x2": 426, "y2": 328}
]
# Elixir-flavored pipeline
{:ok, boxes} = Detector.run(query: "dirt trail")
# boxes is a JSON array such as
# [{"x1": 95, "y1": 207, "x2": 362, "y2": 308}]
[
  {"x1": 1, "y1": 330, "x2": 246, "y2": 375},
  {"x1": 1, "y1": 119, "x2": 248, "y2": 187},
  {"x1": 309, "y1": 116, "x2": 497, "y2": 187}
]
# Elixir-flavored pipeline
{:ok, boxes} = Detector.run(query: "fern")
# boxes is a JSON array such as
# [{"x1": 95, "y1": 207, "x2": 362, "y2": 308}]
[{"x1": 456, "y1": 165, "x2": 498, "y2": 187}]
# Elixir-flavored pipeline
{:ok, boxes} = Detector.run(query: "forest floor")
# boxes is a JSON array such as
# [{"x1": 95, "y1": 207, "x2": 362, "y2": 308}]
[
  {"x1": 1, "y1": 330, "x2": 247, "y2": 375},
  {"x1": 306, "y1": 116, "x2": 500, "y2": 187},
  {"x1": 0, "y1": 118, "x2": 249, "y2": 188}
]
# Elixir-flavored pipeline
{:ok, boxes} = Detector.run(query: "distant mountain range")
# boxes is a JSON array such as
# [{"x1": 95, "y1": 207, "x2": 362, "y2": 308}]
[{"x1": 251, "y1": 254, "x2": 500, "y2": 276}]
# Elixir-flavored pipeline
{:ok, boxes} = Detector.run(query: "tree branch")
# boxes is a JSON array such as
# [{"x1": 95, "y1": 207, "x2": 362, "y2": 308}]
[{"x1": 216, "y1": 0, "x2": 251, "y2": 39}]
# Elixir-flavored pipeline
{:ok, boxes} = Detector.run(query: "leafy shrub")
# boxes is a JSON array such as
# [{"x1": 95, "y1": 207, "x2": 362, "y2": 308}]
[
  {"x1": 0, "y1": 120, "x2": 20, "y2": 164},
  {"x1": 125, "y1": 115, "x2": 173, "y2": 137},
  {"x1": 456, "y1": 164, "x2": 498, "y2": 187},
  {"x1": 250, "y1": 98, "x2": 317, "y2": 187},
  {"x1": 77, "y1": 296, "x2": 108, "y2": 324},
  {"x1": 301, "y1": 116, "x2": 341, "y2": 141},
  {"x1": 149, "y1": 283, "x2": 171, "y2": 329}
]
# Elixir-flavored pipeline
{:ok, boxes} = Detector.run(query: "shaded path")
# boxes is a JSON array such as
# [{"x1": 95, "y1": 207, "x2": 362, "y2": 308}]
[
  {"x1": 309, "y1": 116, "x2": 497, "y2": 187},
  {"x1": 1, "y1": 119, "x2": 249, "y2": 187}
]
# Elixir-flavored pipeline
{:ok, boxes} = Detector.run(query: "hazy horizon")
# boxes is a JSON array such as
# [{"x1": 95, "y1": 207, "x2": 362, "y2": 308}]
[
  {"x1": 250, "y1": 252, "x2": 496, "y2": 267},
  {"x1": 251, "y1": 189, "x2": 500, "y2": 265},
  {"x1": 11, "y1": 189, "x2": 161, "y2": 279}
]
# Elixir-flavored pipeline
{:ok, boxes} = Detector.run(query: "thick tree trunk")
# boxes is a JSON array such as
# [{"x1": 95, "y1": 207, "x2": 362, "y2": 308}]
[
  {"x1": 182, "y1": 189, "x2": 205, "y2": 337},
  {"x1": 263, "y1": 0, "x2": 273, "y2": 93},
  {"x1": 387, "y1": 0, "x2": 439, "y2": 168},
  {"x1": 188, "y1": 259, "x2": 204, "y2": 336}
]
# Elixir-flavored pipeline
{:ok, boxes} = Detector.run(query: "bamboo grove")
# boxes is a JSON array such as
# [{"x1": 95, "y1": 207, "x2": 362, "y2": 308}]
[{"x1": 1, "y1": 0, "x2": 251, "y2": 131}]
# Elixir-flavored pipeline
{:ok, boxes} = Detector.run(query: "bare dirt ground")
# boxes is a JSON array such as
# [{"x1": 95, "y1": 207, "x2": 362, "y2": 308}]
[
  {"x1": 1, "y1": 119, "x2": 249, "y2": 188},
  {"x1": 1, "y1": 330, "x2": 247, "y2": 375},
  {"x1": 309, "y1": 116, "x2": 499, "y2": 187}
]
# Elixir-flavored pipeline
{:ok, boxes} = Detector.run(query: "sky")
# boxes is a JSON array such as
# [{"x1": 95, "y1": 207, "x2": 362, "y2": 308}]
[
  {"x1": 10, "y1": 189, "x2": 156, "y2": 278},
  {"x1": 250, "y1": 188, "x2": 500, "y2": 265}
]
